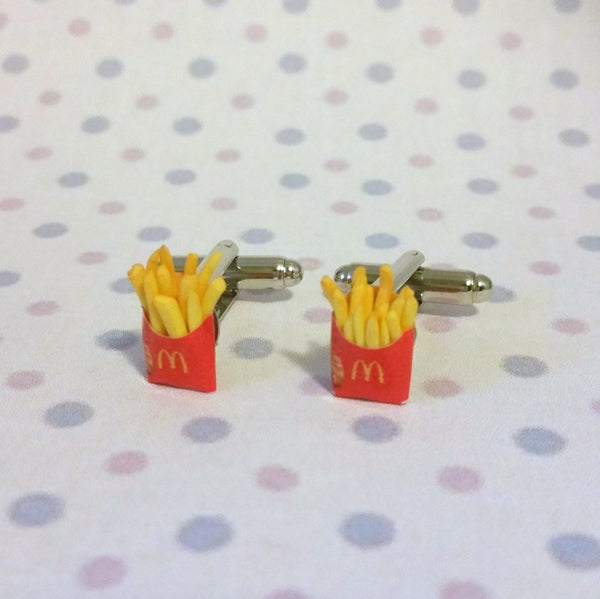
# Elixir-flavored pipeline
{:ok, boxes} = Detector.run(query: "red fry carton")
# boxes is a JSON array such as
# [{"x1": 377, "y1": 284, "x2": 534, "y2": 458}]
[
  {"x1": 330, "y1": 315, "x2": 414, "y2": 405},
  {"x1": 141, "y1": 313, "x2": 216, "y2": 392}
]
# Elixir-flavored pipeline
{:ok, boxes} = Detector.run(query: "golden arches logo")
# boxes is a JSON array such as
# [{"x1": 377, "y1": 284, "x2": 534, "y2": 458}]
[
  {"x1": 351, "y1": 360, "x2": 384, "y2": 384},
  {"x1": 157, "y1": 349, "x2": 188, "y2": 373}
]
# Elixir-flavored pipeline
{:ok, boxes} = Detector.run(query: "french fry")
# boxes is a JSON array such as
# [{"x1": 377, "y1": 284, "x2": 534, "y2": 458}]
[
  {"x1": 399, "y1": 285, "x2": 414, "y2": 302},
  {"x1": 127, "y1": 263, "x2": 147, "y2": 311},
  {"x1": 153, "y1": 295, "x2": 188, "y2": 338},
  {"x1": 363, "y1": 284, "x2": 374, "y2": 317},
  {"x1": 187, "y1": 289, "x2": 203, "y2": 332},
  {"x1": 352, "y1": 265, "x2": 367, "y2": 289},
  {"x1": 332, "y1": 289, "x2": 348, "y2": 328},
  {"x1": 390, "y1": 294, "x2": 405, "y2": 318},
  {"x1": 343, "y1": 315, "x2": 354, "y2": 344},
  {"x1": 379, "y1": 313, "x2": 391, "y2": 346},
  {"x1": 387, "y1": 310, "x2": 402, "y2": 342},
  {"x1": 183, "y1": 252, "x2": 198, "y2": 276},
  {"x1": 321, "y1": 275, "x2": 339, "y2": 303},
  {"x1": 201, "y1": 277, "x2": 226, "y2": 318},
  {"x1": 365, "y1": 312, "x2": 379, "y2": 348},
  {"x1": 353, "y1": 306, "x2": 366, "y2": 347},
  {"x1": 374, "y1": 264, "x2": 393, "y2": 310},
  {"x1": 159, "y1": 245, "x2": 178, "y2": 295},
  {"x1": 156, "y1": 264, "x2": 174, "y2": 296},
  {"x1": 143, "y1": 271, "x2": 166, "y2": 335},
  {"x1": 196, "y1": 250, "x2": 223, "y2": 299},
  {"x1": 349, "y1": 283, "x2": 365, "y2": 315},
  {"x1": 146, "y1": 248, "x2": 160, "y2": 273},
  {"x1": 401, "y1": 295, "x2": 419, "y2": 332},
  {"x1": 178, "y1": 274, "x2": 198, "y2": 321}
]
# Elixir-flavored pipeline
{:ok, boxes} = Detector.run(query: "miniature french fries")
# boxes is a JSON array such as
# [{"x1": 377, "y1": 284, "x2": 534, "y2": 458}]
[
  {"x1": 183, "y1": 253, "x2": 198, "y2": 276},
  {"x1": 365, "y1": 313, "x2": 379, "y2": 349},
  {"x1": 154, "y1": 295, "x2": 188, "y2": 338},
  {"x1": 202, "y1": 277, "x2": 226, "y2": 317},
  {"x1": 127, "y1": 263, "x2": 147, "y2": 311},
  {"x1": 187, "y1": 290, "x2": 203, "y2": 332},
  {"x1": 143, "y1": 271, "x2": 167, "y2": 335}
]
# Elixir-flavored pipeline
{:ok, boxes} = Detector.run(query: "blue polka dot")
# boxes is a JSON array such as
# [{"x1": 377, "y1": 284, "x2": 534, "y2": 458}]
[
  {"x1": 33, "y1": 222, "x2": 68, "y2": 238},
  {"x1": 9, "y1": 493, "x2": 65, "y2": 527},
  {"x1": 583, "y1": 184, "x2": 600, "y2": 199},
  {"x1": 280, "y1": 173, "x2": 310, "y2": 189},
  {"x1": 165, "y1": 169, "x2": 196, "y2": 185},
  {"x1": 0, "y1": 115, "x2": 19, "y2": 132},
  {"x1": 173, "y1": 117, "x2": 202, "y2": 135},
  {"x1": 577, "y1": 236, "x2": 600, "y2": 252},
  {"x1": 58, "y1": 171, "x2": 89, "y2": 187},
  {"x1": 362, "y1": 179, "x2": 393, "y2": 195},
  {"x1": 365, "y1": 233, "x2": 399, "y2": 249},
  {"x1": 453, "y1": 0, "x2": 479, "y2": 14},
  {"x1": 110, "y1": 277, "x2": 135, "y2": 293},
  {"x1": 514, "y1": 427, "x2": 566, "y2": 455},
  {"x1": 359, "y1": 123, "x2": 388, "y2": 141},
  {"x1": 0, "y1": 271, "x2": 20, "y2": 287},
  {"x1": 553, "y1": 0, "x2": 580, "y2": 13},
  {"x1": 502, "y1": 354, "x2": 548, "y2": 377},
  {"x1": 44, "y1": 402, "x2": 94, "y2": 428},
  {"x1": 283, "y1": 0, "x2": 309, "y2": 13},
  {"x1": 559, "y1": 129, "x2": 589, "y2": 146},
  {"x1": 353, "y1": 416, "x2": 400, "y2": 442},
  {"x1": 550, "y1": 69, "x2": 579, "y2": 89},
  {"x1": 240, "y1": 228, "x2": 274, "y2": 244},
  {"x1": 456, "y1": 133, "x2": 486, "y2": 150},
  {"x1": 462, "y1": 232, "x2": 497, "y2": 249},
  {"x1": 81, "y1": 116, "x2": 111, "y2": 133},
  {"x1": 341, "y1": 513, "x2": 395, "y2": 548},
  {"x1": 177, "y1": 516, "x2": 233, "y2": 552},
  {"x1": 279, "y1": 53, "x2": 306, "y2": 73},
  {"x1": 366, "y1": 62, "x2": 394, "y2": 83},
  {"x1": 376, "y1": 0, "x2": 401, "y2": 9},
  {"x1": 138, "y1": 226, "x2": 171, "y2": 241},
  {"x1": 458, "y1": 69, "x2": 486, "y2": 89},
  {"x1": 276, "y1": 128, "x2": 305, "y2": 145},
  {"x1": 490, "y1": 285, "x2": 515, "y2": 302},
  {"x1": 2, "y1": 54, "x2": 29, "y2": 74},
  {"x1": 189, "y1": 58, "x2": 216, "y2": 78},
  {"x1": 549, "y1": 534, "x2": 600, "y2": 569},
  {"x1": 233, "y1": 337, "x2": 274, "y2": 358},
  {"x1": 182, "y1": 417, "x2": 232, "y2": 443},
  {"x1": 96, "y1": 58, "x2": 123, "y2": 78},
  {"x1": 467, "y1": 178, "x2": 498, "y2": 194},
  {"x1": 96, "y1": 330, "x2": 139, "y2": 350}
]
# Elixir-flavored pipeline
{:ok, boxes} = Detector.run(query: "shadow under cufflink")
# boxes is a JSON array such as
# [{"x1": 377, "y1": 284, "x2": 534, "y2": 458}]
[{"x1": 280, "y1": 341, "x2": 332, "y2": 393}]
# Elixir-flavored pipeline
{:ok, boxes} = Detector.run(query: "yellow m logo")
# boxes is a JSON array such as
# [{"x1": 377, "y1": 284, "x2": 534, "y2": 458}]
[
  {"x1": 157, "y1": 349, "x2": 188, "y2": 373},
  {"x1": 351, "y1": 360, "x2": 384, "y2": 384}
]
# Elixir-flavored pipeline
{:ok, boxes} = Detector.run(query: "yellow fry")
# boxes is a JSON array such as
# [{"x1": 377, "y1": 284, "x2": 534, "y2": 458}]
[
  {"x1": 127, "y1": 263, "x2": 147, "y2": 311},
  {"x1": 387, "y1": 310, "x2": 402, "y2": 342},
  {"x1": 379, "y1": 314, "x2": 391, "y2": 346},
  {"x1": 320, "y1": 275, "x2": 339, "y2": 304},
  {"x1": 159, "y1": 245, "x2": 178, "y2": 295},
  {"x1": 376, "y1": 302, "x2": 389, "y2": 319},
  {"x1": 156, "y1": 264, "x2": 174, "y2": 296},
  {"x1": 401, "y1": 295, "x2": 419, "y2": 331},
  {"x1": 187, "y1": 290, "x2": 203, "y2": 332},
  {"x1": 343, "y1": 315, "x2": 354, "y2": 344},
  {"x1": 363, "y1": 284, "x2": 374, "y2": 317},
  {"x1": 365, "y1": 312, "x2": 379, "y2": 348},
  {"x1": 201, "y1": 276, "x2": 226, "y2": 317},
  {"x1": 183, "y1": 252, "x2": 198, "y2": 276},
  {"x1": 390, "y1": 294, "x2": 405, "y2": 318},
  {"x1": 146, "y1": 248, "x2": 160, "y2": 273},
  {"x1": 197, "y1": 250, "x2": 223, "y2": 298},
  {"x1": 352, "y1": 265, "x2": 367, "y2": 289},
  {"x1": 332, "y1": 289, "x2": 348, "y2": 329},
  {"x1": 353, "y1": 306, "x2": 366, "y2": 347},
  {"x1": 143, "y1": 271, "x2": 166, "y2": 335},
  {"x1": 374, "y1": 264, "x2": 393, "y2": 310},
  {"x1": 153, "y1": 295, "x2": 188, "y2": 338},
  {"x1": 349, "y1": 283, "x2": 365, "y2": 315},
  {"x1": 399, "y1": 285, "x2": 414, "y2": 302},
  {"x1": 178, "y1": 274, "x2": 198, "y2": 323}
]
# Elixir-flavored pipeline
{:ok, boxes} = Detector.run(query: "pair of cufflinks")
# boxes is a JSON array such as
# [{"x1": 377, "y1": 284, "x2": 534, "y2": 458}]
[{"x1": 140, "y1": 240, "x2": 492, "y2": 404}]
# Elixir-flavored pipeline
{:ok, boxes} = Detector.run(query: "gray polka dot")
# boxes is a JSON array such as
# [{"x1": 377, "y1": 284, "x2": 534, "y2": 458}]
[
  {"x1": 44, "y1": 401, "x2": 94, "y2": 428},
  {"x1": 365, "y1": 233, "x2": 399, "y2": 249},
  {"x1": 138, "y1": 226, "x2": 171, "y2": 241},
  {"x1": 453, "y1": 0, "x2": 479, "y2": 14},
  {"x1": 276, "y1": 128, "x2": 305, "y2": 145},
  {"x1": 280, "y1": 173, "x2": 310, "y2": 189},
  {"x1": 502, "y1": 354, "x2": 548, "y2": 377},
  {"x1": 376, "y1": 0, "x2": 401, "y2": 9},
  {"x1": 462, "y1": 232, "x2": 497, "y2": 249},
  {"x1": 550, "y1": 69, "x2": 579, "y2": 89},
  {"x1": 177, "y1": 516, "x2": 233, "y2": 552},
  {"x1": 58, "y1": 171, "x2": 89, "y2": 187},
  {"x1": 241, "y1": 228, "x2": 275, "y2": 244},
  {"x1": 33, "y1": 222, "x2": 68, "y2": 238},
  {"x1": 204, "y1": 0, "x2": 228, "y2": 5},
  {"x1": 279, "y1": 53, "x2": 306, "y2": 73},
  {"x1": 0, "y1": 271, "x2": 20, "y2": 287},
  {"x1": 353, "y1": 415, "x2": 400, "y2": 442},
  {"x1": 96, "y1": 58, "x2": 123, "y2": 78},
  {"x1": 553, "y1": 0, "x2": 580, "y2": 13},
  {"x1": 0, "y1": 115, "x2": 19, "y2": 132},
  {"x1": 96, "y1": 329, "x2": 139, "y2": 350},
  {"x1": 165, "y1": 169, "x2": 196, "y2": 185},
  {"x1": 456, "y1": 133, "x2": 486, "y2": 150},
  {"x1": 490, "y1": 285, "x2": 515, "y2": 302},
  {"x1": 233, "y1": 337, "x2": 274, "y2": 358},
  {"x1": 366, "y1": 62, "x2": 394, "y2": 83},
  {"x1": 81, "y1": 116, "x2": 111, "y2": 134},
  {"x1": 182, "y1": 417, "x2": 232, "y2": 443},
  {"x1": 359, "y1": 123, "x2": 388, "y2": 141},
  {"x1": 341, "y1": 513, "x2": 395, "y2": 548},
  {"x1": 458, "y1": 69, "x2": 486, "y2": 89},
  {"x1": 467, "y1": 178, "x2": 498, "y2": 194},
  {"x1": 115, "y1": 0, "x2": 136, "y2": 4},
  {"x1": 110, "y1": 277, "x2": 134, "y2": 293},
  {"x1": 283, "y1": 0, "x2": 308, "y2": 13},
  {"x1": 584, "y1": 184, "x2": 600, "y2": 199},
  {"x1": 9, "y1": 493, "x2": 64, "y2": 527},
  {"x1": 549, "y1": 534, "x2": 600, "y2": 569},
  {"x1": 514, "y1": 427, "x2": 566, "y2": 455},
  {"x1": 362, "y1": 179, "x2": 393, "y2": 195},
  {"x1": 559, "y1": 129, "x2": 589, "y2": 146},
  {"x1": 2, "y1": 53, "x2": 29, "y2": 74},
  {"x1": 173, "y1": 117, "x2": 201, "y2": 135},
  {"x1": 189, "y1": 57, "x2": 216, "y2": 79},
  {"x1": 577, "y1": 235, "x2": 600, "y2": 252}
]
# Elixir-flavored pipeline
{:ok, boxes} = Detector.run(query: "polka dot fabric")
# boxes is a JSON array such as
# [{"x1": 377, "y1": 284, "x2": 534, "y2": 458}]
[{"x1": 0, "y1": 1, "x2": 599, "y2": 597}]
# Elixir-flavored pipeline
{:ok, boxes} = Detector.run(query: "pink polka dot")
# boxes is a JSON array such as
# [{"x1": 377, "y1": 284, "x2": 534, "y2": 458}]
[
  {"x1": 324, "y1": 159, "x2": 349, "y2": 172},
  {"x1": 152, "y1": 21, "x2": 174, "y2": 40},
  {"x1": 0, "y1": 13, "x2": 8, "y2": 30},
  {"x1": 509, "y1": 105, "x2": 533, "y2": 120},
  {"x1": 256, "y1": 465, "x2": 299, "y2": 492},
  {"x1": 422, "y1": 316, "x2": 456, "y2": 333},
  {"x1": 421, "y1": 27, "x2": 443, "y2": 46},
  {"x1": 121, "y1": 147, "x2": 145, "y2": 161},
  {"x1": 303, "y1": 308, "x2": 330, "y2": 324},
  {"x1": 592, "y1": 400, "x2": 600, "y2": 414},
  {"x1": 216, "y1": 149, "x2": 240, "y2": 163},
  {"x1": 26, "y1": 301, "x2": 59, "y2": 316},
  {"x1": 68, "y1": 18, "x2": 91, "y2": 36},
  {"x1": 135, "y1": 94, "x2": 158, "y2": 110},
  {"x1": 326, "y1": 31, "x2": 348, "y2": 48},
  {"x1": 231, "y1": 94, "x2": 255, "y2": 109},
  {"x1": 78, "y1": 556, "x2": 127, "y2": 589},
  {"x1": 500, "y1": 31, "x2": 522, "y2": 50},
  {"x1": 300, "y1": 376, "x2": 328, "y2": 395},
  {"x1": 324, "y1": 89, "x2": 348, "y2": 105},
  {"x1": 246, "y1": 24, "x2": 267, "y2": 42},
  {"x1": 552, "y1": 318, "x2": 587, "y2": 335},
  {"x1": 39, "y1": 90, "x2": 61, "y2": 106},
  {"x1": 417, "y1": 207, "x2": 443, "y2": 221},
  {"x1": 331, "y1": 201, "x2": 357, "y2": 214},
  {"x1": 0, "y1": 197, "x2": 24, "y2": 211},
  {"x1": 211, "y1": 197, "x2": 237, "y2": 210},
  {"x1": 440, "y1": 580, "x2": 490, "y2": 599},
  {"x1": 5, "y1": 370, "x2": 44, "y2": 390},
  {"x1": 438, "y1": 466, "x2": 482, "y2": 493},
  {"x1": 512, "y1": 164, "x2": 536, "y2": 178},
  {"x1": 409, "y1": 154, "x2": 434, "y2": 168},
  {"x1": 26, "y1": 146, "x2": 52, "y2": 160},
  {"x1": 106, "y1": 450, "x2": 148, "y2": 474},
  {"x1": 78, "y1": 251, "x2": 107, "y2": 265},
  {"x1": 423, "y1": 378, "x2": 462, "y2": 397},
  {"x1": 299, "y1": 257, "x2": 322, "y2": 271},
  {"x1": 99, "y1": 201, "x2": 125, "y2": 214},
  {"x1": 414, "y1": 97, "x2": 438, "y2": 114},
  {"x1": 529, "y1": 261, "x2": 560, "y2": 275},
  {"x1": 528, "y1": 206, "x2": 554, "y2": 219}
]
